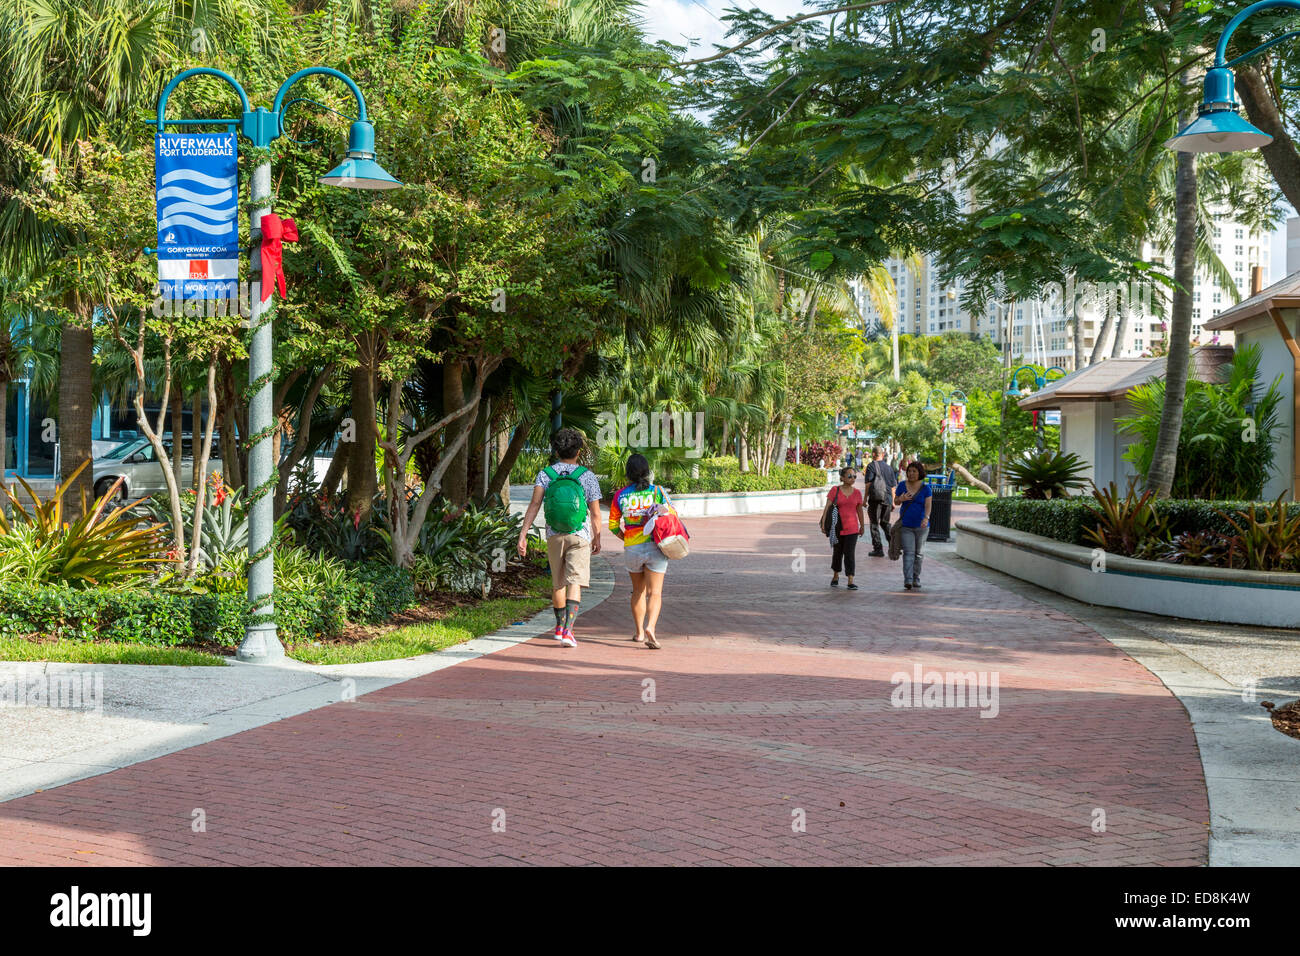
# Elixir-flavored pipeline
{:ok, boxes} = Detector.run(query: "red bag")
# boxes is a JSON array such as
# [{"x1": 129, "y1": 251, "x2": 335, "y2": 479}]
[{"x1": 651, "y1": 505, "x2": 690, "y2": 560}]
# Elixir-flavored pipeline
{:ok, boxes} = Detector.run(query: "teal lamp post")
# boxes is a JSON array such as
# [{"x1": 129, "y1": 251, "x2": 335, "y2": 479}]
[
  {"x1": 923, "y1": 387, "x2": 967, "y2": 474},
  {"x1": 1007, "y1": 365, "x2": 1066, "y2": 449},
  {"x1": 1166, "y1": 0, "x2": 1300, "y2": 152},
  {"x1": 153, "y1": 67, "x2": 400, "y2": 664}
]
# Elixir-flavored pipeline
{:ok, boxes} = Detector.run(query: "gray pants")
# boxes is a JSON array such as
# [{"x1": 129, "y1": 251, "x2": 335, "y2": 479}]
[{"x1": 900, "y1": 525, "x2": 925, "y2": 585}]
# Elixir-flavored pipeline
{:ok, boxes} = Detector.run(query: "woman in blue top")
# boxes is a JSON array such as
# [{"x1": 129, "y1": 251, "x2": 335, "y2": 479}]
[{"x1": 893, "y1": 461, "x2": 933, "y2": 591}]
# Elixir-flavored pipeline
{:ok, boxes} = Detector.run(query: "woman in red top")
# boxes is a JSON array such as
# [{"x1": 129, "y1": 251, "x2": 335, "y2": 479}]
[{"x1": 821, "y1": 466, "x2": 865, "y2": 589}]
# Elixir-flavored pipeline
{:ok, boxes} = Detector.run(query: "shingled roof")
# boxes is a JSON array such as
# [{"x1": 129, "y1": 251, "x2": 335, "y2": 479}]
[
  {"x1": 1204, "y1": 270, "x2": 1300, "y2": 331},
  {"x1": 1016, "y1": 345, "x2": 1235, "y2": 411}
]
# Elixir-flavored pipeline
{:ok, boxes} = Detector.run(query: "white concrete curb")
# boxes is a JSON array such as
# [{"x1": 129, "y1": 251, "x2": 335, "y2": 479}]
[{"x1": 956, "y1": 518, "x2": 1300, "y2": 628}]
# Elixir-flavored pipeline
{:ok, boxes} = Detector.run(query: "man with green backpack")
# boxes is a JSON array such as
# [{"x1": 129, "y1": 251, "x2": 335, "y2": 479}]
[{"x1": 516, "y1": 428, "x2": 603, "y2": 648}]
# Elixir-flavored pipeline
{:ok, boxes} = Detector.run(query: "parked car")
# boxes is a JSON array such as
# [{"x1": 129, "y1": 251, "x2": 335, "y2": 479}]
[{"x1": 92, "y1": 435, "x2": 222, "y2": 502}]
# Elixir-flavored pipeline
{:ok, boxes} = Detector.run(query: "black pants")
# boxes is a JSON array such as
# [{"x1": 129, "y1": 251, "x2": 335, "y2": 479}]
[
  {"x1": 831, "y1": 533, "x2": 859, "y2": 577},
  {"x1": 867, "y1": 499, "x2": 892, "y2": 552}
]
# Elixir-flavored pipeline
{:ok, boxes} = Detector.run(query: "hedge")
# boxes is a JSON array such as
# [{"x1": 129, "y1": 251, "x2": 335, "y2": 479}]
[
  {"x1": 0, "y1": 564, "x2": 416, "y2": 648},
  {"x1": 986, "y1": 495, "x2": 1300, "y2": 546},
  {"x1": 666, "y1": 462, "x2": 829, "y2": 494}
]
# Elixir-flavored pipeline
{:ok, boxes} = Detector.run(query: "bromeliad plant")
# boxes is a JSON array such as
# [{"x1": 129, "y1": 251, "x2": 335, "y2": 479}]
[
  {"x1": 1083, "y1": 482, "x2": 1170, "y2": 559},
  {"x1": 1219, "y1": 496, "x2": 1300, "y2": 572},
  {"x1": 0, "y1": 462, "x2": 163, "y2": 587}
]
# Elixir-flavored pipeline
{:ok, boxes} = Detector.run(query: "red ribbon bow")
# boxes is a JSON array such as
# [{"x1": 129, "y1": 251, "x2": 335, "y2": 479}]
[{"x1": 259, "y1": 213, "x2": 299, "y2": 302}]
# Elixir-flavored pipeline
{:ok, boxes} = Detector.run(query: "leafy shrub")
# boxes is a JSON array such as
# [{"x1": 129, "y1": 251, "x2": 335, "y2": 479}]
[
  {"x1": 138, "y1": 475, "x2": 249, "y2": 570},
  {"x1": 413, "y1": 499, "x2": 522, "y2": 595},
  {"x1": 787, "y1": 439, "x2": 842, "y2": 467},
  {"x1": 509, "y1": 448, "x2": 551, "y2": 486},
  {"x1": 668, "y1": 461, "x2": 827, "y2": 494},
  {"x1": 0, "y1": 464, "x2": 164, "y2": 587},
  {"x1": 986, "y1": 496, "x2": 1100, "y2": 545},
  {"x1": 284, "y1": 492, "x2": 387, "y2": 561},
  {"x1": 1004, "y1": 449, "x2": 1090, "y2": 499},
  {"x1": 1119, "y1": 344, "x2": 1282, "y2": 500}
]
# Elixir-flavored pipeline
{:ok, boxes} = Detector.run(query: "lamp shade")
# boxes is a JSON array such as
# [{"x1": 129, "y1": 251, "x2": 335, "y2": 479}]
[
  {"x1": 1165, "y1": 108, "x2": 1272, "y2": 153},
  {"x1": 319, "y1": 119, "x2": 402, "y2": 190},
  {"x1": 319, "y1": 156, "x2": 401, "y2": 189}
]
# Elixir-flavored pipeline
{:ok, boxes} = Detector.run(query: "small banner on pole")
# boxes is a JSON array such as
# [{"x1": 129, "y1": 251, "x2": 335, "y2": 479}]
[
  {"x1": 156, "y1": 132, "x2": 239, "y2": 300},
  {"x1": 946, "y1": 402, "x2": 966, "y2": 433}
]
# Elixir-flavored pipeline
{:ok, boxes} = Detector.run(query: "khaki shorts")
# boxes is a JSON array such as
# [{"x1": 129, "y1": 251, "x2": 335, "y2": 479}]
[{"x1": 546, "y1": 534, "x2": 591, "y2": 589}]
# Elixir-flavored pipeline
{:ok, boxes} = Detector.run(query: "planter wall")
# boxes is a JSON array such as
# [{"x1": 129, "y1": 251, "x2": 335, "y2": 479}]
[
  {"x1": 665, "y1": 483, "x2": 832, "y2": 518},
  {"x1": 956, "y1": 518, "x2": 1300, "y2": 628}
]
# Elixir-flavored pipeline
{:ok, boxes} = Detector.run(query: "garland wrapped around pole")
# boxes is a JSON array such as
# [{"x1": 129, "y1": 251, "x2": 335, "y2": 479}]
[{"x1": 237, "y1": 146, "x2": 284, "y2": 662}]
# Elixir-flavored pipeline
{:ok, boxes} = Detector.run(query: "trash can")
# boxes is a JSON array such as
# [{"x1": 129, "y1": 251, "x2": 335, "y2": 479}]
[{"x1": 926, "y1": 476, "x2": 955, "y2": 542}]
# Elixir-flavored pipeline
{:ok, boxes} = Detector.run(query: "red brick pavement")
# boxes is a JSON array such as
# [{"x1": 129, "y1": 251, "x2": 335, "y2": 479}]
[{"x1": 0, "y1": 508, "x2": 1208, "y2": 866}]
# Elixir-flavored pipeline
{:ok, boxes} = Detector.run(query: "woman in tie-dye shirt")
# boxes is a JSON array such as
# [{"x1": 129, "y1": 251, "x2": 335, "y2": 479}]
[{"x1": 609, "y1": 454, "x2": 673, "y2": 649}]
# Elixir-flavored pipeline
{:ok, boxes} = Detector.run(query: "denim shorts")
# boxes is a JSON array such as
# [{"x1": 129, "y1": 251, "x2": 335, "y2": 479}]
[{"x1": 626, "y1": 541, "x2": 669, "y2": 574}]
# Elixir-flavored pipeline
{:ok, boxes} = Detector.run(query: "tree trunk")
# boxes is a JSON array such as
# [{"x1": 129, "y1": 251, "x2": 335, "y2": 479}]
[
  {"x1": 1147, "y1": 138, "x2": 1197, "y2": 497},
  {"x1": 738, "y1": 429, "x2": 750, "y2": 472},
  {"x1": 1071, "y1": 285, "x2": 1085, "y2": 370},
  {"x1": 1111, "y1": 303, "x2": 1132, "y2": 359},
  {"x1": 951, "y1": 462, "x2": 995, "y2": 495},
  {"x1": 441, "y1": 358, "x2": 470, "y2": 506},
  {"x1": 171, "y1": 383, "x2": 184, "y2": 486},
  {"x1": 346, "y1": 353, "x2": 378, "y2": 518},
  {"x1": 1089, "y1": 304, "x2": 1115, "y2": 365},
  {"x1": 59, "y1": 320, "x2": 95, "y2": 518},
  {"x1": 1236, "y1": 62, "x2": 1300, "y2": 214},
  {"x1": 217, "y1": 361, "x2": 243, "y2": 491},
  {"x1": 487, "y1": 418, "x2": 533, "y2": 504},
  {"x1": 775, "y1": 416, "x2": 791, "y2": 469},
  {"x1": 187, "y1": 358, "x2": 219, "y2": 575},
  {"x1": 275, "y1": 364, "x2": 334, "y2": 517}
]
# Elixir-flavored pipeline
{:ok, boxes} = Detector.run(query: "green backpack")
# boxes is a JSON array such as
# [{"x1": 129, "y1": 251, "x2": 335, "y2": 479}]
[{"x1": 542, "y1": 465, "x2": 590, "y2": 533}]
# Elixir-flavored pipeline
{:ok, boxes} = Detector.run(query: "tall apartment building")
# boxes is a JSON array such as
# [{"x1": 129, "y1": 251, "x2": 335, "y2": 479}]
[{"x1": 853, "y1": 202, "x2": 1264, "y2": 369}]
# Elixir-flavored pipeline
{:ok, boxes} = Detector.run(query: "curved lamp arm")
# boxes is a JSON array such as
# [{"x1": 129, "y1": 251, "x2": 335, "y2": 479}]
[
  {"x1": 155, "y1": 67, "x2": 251, "y2": 127},
  {"x1": 272, "y1": 67, "x2": 368, "y2": 121},
  {"x1": 1217, "y1": 0, "x2": 1300, "y2": 65}
]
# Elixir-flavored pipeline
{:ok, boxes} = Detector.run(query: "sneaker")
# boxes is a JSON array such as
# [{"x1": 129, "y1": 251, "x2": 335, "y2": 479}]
[
  {"x1": 553, "y1": 624, "x2": 566, "y2": 644},
  {"x1": 830, "y1": 578, "x2": 839, "y2": 587},
  {"x1": 560, "y1": 628, "x2": 577, "y2": 648},
  {"x1": 912, "y1": 581, "x2": 922, "y2": 590},
  {"x1": 846, "y1": 582, "x2": 858, "y2": 590},
  {"x1": 904, "y1": 582, "x2": 913, "y2": 590},
  {"x1": 869, "y1": 550, "x2": 885, "y2": 557}
]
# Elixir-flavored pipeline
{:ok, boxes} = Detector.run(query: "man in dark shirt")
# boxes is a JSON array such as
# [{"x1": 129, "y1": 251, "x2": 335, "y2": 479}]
[{"x1": 863, "y1": 446, "x2": 897, "y2": 556}]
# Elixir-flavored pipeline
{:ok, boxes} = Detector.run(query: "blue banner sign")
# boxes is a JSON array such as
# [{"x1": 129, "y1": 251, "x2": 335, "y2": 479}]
[{"x1": 156, "y1": 132, "x2": 239, "y2": 299}]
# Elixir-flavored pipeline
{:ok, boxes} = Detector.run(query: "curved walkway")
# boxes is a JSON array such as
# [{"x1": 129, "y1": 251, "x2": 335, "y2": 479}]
[{"x1": 0, "y1": 511, "x2": 1207, "y2": 865}]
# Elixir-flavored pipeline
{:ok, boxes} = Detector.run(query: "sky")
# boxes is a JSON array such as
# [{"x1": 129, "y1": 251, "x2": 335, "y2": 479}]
[{"x1": 641, "y1": 0, "x2": 1293, "y2": 281}]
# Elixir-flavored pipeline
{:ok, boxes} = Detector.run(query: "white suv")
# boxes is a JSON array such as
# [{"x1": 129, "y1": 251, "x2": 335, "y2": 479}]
[{"x1": 92, "y1": 436, "x2": 222, "y2": 502}]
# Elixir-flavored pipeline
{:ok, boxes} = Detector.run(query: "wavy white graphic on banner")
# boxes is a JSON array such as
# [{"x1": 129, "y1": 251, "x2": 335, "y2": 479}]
[
  {"x1": 157, "y1": 184, "x2": 234, "y2": 206},
  {"x1": 156, "y1": 213, "x2": 237, "y2": 235},
  {"x1": 159, "y1": 168, "x2": 236, "y2": 190},
  {"x1": 158, "y1": 200, "x2": 238, "y2": 222}
]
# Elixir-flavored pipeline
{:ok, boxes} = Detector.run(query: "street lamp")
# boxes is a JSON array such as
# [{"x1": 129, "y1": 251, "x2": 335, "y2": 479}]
[
  {"x1": 923, "y1": 386, "x2": 966, "y2": 474},
  {"x1": 153, "y1": 67, "x2": 400, "y2": 664},
  {"x1": 1006, "y1": 365, "x2": 1066, "y2": 449},
  {"x1": 1166, "y1": 0, "x2": 1297, "y2": 153}
]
